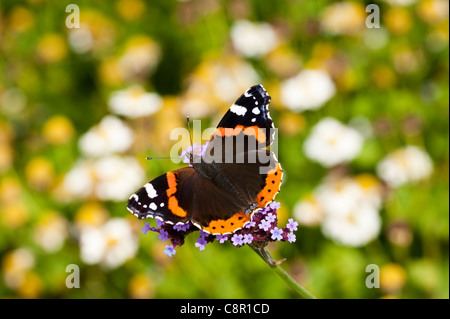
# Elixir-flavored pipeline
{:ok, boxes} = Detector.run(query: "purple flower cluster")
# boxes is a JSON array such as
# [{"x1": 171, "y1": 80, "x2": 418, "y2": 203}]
[
  {"x1": 142, "y1": 218, "x2": 197, "y2": 249},
  {"x1": 225, "y1": 202, "x2": 297, "y2": 248},
  {"x1": 141, "y1": 201, "x2": 298, "y2": 257}
]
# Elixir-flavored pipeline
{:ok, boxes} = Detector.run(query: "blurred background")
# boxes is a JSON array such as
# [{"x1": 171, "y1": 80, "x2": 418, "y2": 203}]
[{"x1": 0, "y1": 0, "x2": 448, "y2": 298}]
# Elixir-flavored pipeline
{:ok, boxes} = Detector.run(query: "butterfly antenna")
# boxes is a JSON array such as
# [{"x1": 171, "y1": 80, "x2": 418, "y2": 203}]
[
  {"x1": 146, "y1": 156, "x2": 178, "y2": 160},
  {"x1": 186, "y1": 116, "x2": 195, "y2": 167},
  {"x1": 187, "y1": 116, "x2": 194, "y2": 148}
]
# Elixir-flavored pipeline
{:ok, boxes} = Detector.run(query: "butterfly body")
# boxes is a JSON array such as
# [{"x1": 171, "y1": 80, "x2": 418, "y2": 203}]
[{"x1": 127, "y1": 85, "x2": 283, "y2": 235}]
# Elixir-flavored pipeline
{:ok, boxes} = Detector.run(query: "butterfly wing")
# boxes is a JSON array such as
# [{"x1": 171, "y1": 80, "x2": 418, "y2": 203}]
[
  {"x1": 189, "y1": 174, "x2": 256, "y2": 234},
  {"x1": 212, "y1": 84, "x2": 274, "y2": 150},
  {"x1": 127, "y1": 167, "x2": 196, "y2": 225},
  {"x1": 216, "y1": 150, "x2": 283, "y2": 209},
  {"x1": 190, "y1": 150, "x2": 283, "y2": 234},
  {"x1": 127, "y1": 166, "x2": 255, "y2": 234}
]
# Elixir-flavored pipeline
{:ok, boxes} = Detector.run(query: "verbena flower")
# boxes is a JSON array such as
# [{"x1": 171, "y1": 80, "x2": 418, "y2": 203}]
[
  {"x1": 142, "y1": 222, "x2": 151, "y2": 234},
  {"x1": 243, "y1": 234, "x2": 254, "y2": 244},
  {"x1": 156, "y1": 219, "x2": 165, "y2": 228},
  {"x1": 163, "y1": 245, "x2": 176, "y2": 258},
  {"x1": 231, "y1": 234, "x2": 245, "y2": 247},
  {"x1": 269, "y1": 202, "x2": 281, "y2": 210},
  {"x1": 173, "y1": 223, "x2": 190, "y2": 232},
  {"x1": 287, "y1": 232, "x2": 296, "y2": 243},
  {"x1": 245, "y1": 221, "x2": 256, "y2": 229},
  {"x1": 265, "y1": 213, "x2": 276, "y2": 223},
  {"x1": 270, "y1": 227, "x2": 283, "y2": 241},
  {"x1": 141, "y1": 201, "x2": 297, "y2": 257},
  {"x1": 158, "y1": 229, "x2": 169, "y2": 242},
  {"x1": 195, "y1": 237, "x2": 207, "y2": 251},
  {"x1": 286, "y1": 218, "x2": 299, "y2": 232},
  {"x1": 216, "y1": 234, "x2": 228, "y2": 243},
  {"x1": 259, "y1": 219, "x2": 272, "y2": 231}
]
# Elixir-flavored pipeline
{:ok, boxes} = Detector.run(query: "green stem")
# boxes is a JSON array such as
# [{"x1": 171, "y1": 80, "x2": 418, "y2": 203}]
[{"x1": 249, "y1": 244, "x2": 317, "y2": 299}]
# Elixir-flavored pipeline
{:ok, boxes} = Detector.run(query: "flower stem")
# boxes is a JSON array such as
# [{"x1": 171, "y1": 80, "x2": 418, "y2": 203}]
[{"x1": 249, "y1": 244, "x2": 317, "y2": 299}]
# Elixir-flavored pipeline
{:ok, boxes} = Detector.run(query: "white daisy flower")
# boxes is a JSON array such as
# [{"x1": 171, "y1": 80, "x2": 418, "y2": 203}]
[
  {"x1": 320, "y1": 2, "x2": 366, "y2": 36},
  {"x1": 280, "y1": 69, "x2": 336, "y2": 111},
  {"x1": 67, "y1": 24, "x2": 94, "y2": 54},
  {"x1": 293, "y1": 194, "x2": 324, "y2": 226},
  {"x1": 3, "y1": 248, "x2": 35, "y2": 289},
  {"x1": 63, "y1": 156, "x2": 144, "y2": 201},
  {"x1": 108, "y1": 85, "x2": 162, "y2": 118},
  {"x1": 63, "y1": 159, "x2": 95, "y2": 198},
  {"x1": 293, "y1": 175, "x2": 383, "y2": 247},
  {"x1": 78, "y1": 115, "x2": 134, "y2": 157},
  {"x1": 117, "y1": 36, "x2": 161, "y2": 82},
  {"x1": 321, "y1": 200, "x2": 381, "y2": 247},
  {"x1": 376, "y1": 145, "x2": 433, "y2": 187},
  {"x1": 303, "y1": 117, "x2": 364, "y2": 167},
  {"x1": 33, "y1": 213, "x2": 68, "y2": 253},
  {"x1": 93, "y1": 156, "x2": 144, "y2": 201},
  {"x1": 316, "y1": 177, "x2": 370, "y2": 217},
  {"x1": 79, "y1": 218, "x2": 138, "y2": 269},
  {"x1": 230, "y1": 20, "x2": 278, "y2": 58},
  {"x1": 316, "y1": 175, "x2": 383, "y2": 215}
]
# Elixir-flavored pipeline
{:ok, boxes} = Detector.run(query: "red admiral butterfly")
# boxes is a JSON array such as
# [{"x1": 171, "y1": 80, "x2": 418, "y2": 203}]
[{"x1": 127, "y1": 85, "x2": 283, "y2": 235}]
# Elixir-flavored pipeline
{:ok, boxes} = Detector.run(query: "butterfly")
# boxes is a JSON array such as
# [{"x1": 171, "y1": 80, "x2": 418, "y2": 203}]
[{"x1": 127, "y1": 85, "x2": 283, "y2": 235}]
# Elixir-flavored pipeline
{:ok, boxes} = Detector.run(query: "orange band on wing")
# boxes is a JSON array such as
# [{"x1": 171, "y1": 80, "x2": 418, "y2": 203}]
[
  {"x1": 255, "y1": 162, "x2": 283, "y2": 208},
  {"x1": 165, "y1": 172, "x2": 187, "y2": 217},
  {"x1": 243, "y1": 126, "x2": 267, "y2": 144},
  {"x1": 166, "y1": 171, "x2": 177, "y2": 197},
  {"x1": 168, "y1": 196, "x2": 187, "y2": 218},
  {"x1": 214, "y1": 125, "x2": 244, "y2": 137},
  {"x1": 215, "y1": 125, "x2": 267, "y2": 143},
  {"x1": 201, "y1": 211, "x2": 251, "y2": 235}
]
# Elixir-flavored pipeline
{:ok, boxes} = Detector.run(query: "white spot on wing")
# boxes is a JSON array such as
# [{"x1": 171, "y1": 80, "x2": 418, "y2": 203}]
[
  {"x1": 230, "y1": 103, "x2": 247, "y2": 116},
  {"x1": 144, "y1": 183, "x2": 158, "y2": 198},
  {"x1": 149, "y1": 202, "x2": 157, "y2": 210},
  {"x1": 252, "y1": 107, "x2": 260, "y2": 115}
]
